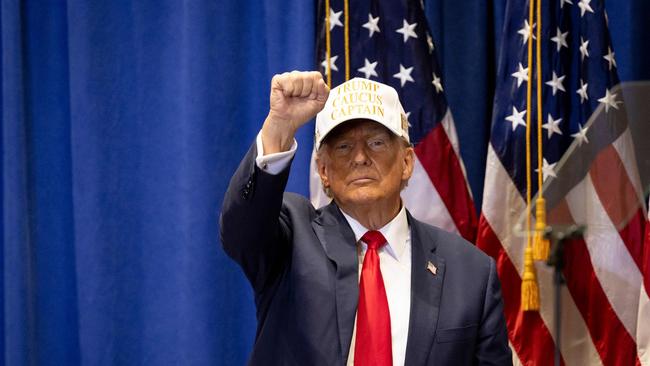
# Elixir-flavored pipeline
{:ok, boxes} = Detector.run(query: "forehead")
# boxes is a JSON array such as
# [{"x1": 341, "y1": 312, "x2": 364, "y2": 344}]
[{"x1": 323, "y1": 119, "x2": 393, "y2": 142}]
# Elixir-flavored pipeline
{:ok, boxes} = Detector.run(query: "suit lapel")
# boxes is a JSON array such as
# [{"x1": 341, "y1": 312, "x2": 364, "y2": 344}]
[
  {"x1": 312, "y1": 202, "x2": 359, "y2": 364},
  {"x1": 404, "y1": 213, "x2": 446, "y2": 365}
]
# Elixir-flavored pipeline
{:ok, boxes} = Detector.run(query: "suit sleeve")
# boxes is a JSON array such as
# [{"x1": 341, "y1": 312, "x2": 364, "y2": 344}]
[
  {"x1": 476, "y1": 258, "x2": 513, "y2": 366},
  {"x1": 220, "y1": 142, "x2": 293, "y2": 293}
]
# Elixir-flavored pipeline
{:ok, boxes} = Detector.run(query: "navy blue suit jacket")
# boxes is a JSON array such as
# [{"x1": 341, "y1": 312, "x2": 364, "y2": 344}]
[{"x1": 220, "y1": 144, "x2": 512, "y2": 365}]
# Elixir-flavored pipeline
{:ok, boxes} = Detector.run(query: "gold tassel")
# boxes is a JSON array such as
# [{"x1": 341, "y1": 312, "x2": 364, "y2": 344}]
[
  {"x1": 521, "y1": 245, "x2": 540, "y2": 311},
  {"x1": 533, "y1": 197, "x2": 550, "y2": 261}
]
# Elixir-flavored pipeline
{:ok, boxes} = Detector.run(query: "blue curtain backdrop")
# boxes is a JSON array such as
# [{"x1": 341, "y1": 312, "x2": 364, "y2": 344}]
[{"x1": 2, "y1": 0, "x2": 647, "y2": 365}]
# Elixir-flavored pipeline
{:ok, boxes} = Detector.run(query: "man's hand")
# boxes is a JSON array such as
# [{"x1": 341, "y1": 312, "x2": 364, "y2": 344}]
[{"x1": 261, "y1": 71, "x2": 329, "y2": 154}]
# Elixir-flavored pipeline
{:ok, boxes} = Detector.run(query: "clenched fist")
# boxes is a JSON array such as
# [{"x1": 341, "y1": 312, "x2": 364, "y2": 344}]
[{"x1": 261, "y1": 71, "x2": 329, "y2": 154}]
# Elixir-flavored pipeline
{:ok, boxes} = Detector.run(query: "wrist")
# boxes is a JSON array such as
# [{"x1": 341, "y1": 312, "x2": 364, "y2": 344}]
[{"x1": 261, "y1": 114, "x2": 297, "y2": 154}]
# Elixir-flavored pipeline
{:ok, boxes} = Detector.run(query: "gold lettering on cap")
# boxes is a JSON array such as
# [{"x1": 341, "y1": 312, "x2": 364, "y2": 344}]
[
  {"x1": 330, "y1": 104, "x2": 385, "y2": 120},
  {"x1": 329, "y1": 80, "x2": 386, "y2": 121}
]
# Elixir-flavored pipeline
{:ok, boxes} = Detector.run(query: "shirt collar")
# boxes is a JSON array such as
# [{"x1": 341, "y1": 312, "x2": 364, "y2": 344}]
[{"x1": 339, "y1": 205, "x2": 409, "y2": 261}]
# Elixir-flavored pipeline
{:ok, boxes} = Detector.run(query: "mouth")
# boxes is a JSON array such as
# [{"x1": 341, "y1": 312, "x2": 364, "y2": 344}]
[{"x1": 349, "y1": 177, "x2": 376, "y2": 185}]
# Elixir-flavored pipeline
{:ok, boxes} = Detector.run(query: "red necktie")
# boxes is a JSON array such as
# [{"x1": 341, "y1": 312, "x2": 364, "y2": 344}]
[{"x1": 354, "y1": 230, "x2": 392, "y2": 366}]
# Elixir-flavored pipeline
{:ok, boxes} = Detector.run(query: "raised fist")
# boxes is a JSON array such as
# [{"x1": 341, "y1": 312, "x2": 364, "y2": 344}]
[{"x1": 262, "y1": 71, "x2": 329, "y2": 154}]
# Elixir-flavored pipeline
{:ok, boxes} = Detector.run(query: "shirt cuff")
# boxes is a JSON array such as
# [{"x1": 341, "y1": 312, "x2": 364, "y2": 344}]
[{"x1": 255, "y1": 132, "x2": 298, "y2": 175}]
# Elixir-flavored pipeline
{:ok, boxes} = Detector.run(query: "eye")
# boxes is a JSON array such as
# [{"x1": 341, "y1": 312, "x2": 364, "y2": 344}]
[
  {"x1": 367, "y1": 138, "x2": 388, "y2": 151},
  {"x1": 333, "y1": 142, "x2": 353, "y2": 155},
  {"x1": 335, "y1": 142, "x2": 352, "y2": 150}
]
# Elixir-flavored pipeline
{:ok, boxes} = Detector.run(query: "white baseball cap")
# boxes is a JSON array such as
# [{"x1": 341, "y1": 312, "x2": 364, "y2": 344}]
[{"x1": 315, "y1": 77, "x2": 410, "y2": 150}]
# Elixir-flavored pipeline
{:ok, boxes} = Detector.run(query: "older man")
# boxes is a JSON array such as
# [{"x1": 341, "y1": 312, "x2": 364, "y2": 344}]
[{"x1": 220, "y1": 71, "x2": 511, "y2": 365}]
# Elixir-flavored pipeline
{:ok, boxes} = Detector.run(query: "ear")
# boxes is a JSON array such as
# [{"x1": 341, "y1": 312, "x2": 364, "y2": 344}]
[
  {"x1": 316, "y1": 154, "x2": 330, "y2": 189},
  {"x1": 402, "y1": 146, "x2": 415, "y2": 181}
]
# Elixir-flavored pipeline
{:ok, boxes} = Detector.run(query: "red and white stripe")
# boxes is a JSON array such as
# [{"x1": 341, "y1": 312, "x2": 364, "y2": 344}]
[
  {"x1": 478, "y1": 125, "x2": 649, "y2": 365},
  {"x1": 639, "y1": 196, "x2": 650, "y2": 365},
  {"x1": 310, "y1": 110, "x2": 477, "y2": 242}
]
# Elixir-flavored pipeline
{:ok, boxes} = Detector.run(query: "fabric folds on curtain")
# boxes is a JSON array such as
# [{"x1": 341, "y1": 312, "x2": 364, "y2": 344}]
[
  {"x1": 2, "y1": 0, "x2": 647, "y2": 365},
  {"x1": 2, "y1": 1, "x2": 314, "y2": 365}
]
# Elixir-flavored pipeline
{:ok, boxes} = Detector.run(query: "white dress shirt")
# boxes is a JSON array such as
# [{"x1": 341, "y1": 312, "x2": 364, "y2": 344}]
[
  {"x1": 255, "y1": 132, "x2": 413, "y2": 366},
  {"x1": 254, "y1": 132, "x2": 297, "y2": 174},
  {"x1": 341, "y1": 207, "x2": 412, "y2": 366}
]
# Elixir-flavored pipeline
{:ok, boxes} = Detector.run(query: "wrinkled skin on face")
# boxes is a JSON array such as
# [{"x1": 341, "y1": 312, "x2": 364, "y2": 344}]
[{"x1": 316, "y1": 119, "x2": 414, "y2": 229}]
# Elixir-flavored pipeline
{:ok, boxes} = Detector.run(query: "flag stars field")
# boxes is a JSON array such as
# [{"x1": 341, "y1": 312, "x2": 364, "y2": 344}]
[
  {"x1": 578, "y1": 0, "x2": 595, "y2": 17},
  {"x1": 580, "y1": 37, "x2": 590, "y2": 61},
  {"x1": 505, "y1": 106, "x2": 526, "y2": 131},
  {"x1": 396, "y1": 19, "x2": 418, "y2": 43},
  {"x1": 393, "y1": 64, "x2": 414, "y2": 87},
  {"x1": 358, "y1": 59, "x2": 378, "y2": 79},
  {"x1": 546, "y1": 71, "x2": 566, "y2": 95},
  {"x1": 518, "y1": 20, "x2": 536, "y2": 45},
  {"x1": 329, "y1": 8, "x2": 343, "y2": 30},
  {"x1": 431, "y1": 73, "x2": 443, "y2": 93},
  {"x1": 542, "y1": 114, "x2": 563, "y2": 138},
  {"x1": 571, "y1": 123, "x2": 590, "y2": 146},
  {"x1": 362, "y1": 14, "x2": 380, "y2": 38},
  {"x1": 511, "y1": 63, "x2": 529, "y2": 88},
  {"x1": 535, "y1": 158, "x2": 558, "y2": 180},
  {"x1": 598, "y1": 88, "x2": 620, "y2": 112},
  {"x1": 551, "y1": 27, "x2": 569, "y2": 52},
  {"x1": 577, "y1": 79, "x2": 589, "y2": 103},
  {"x1": 321, "y1": 55, "x2": 339, "y2": 75},
  {"x1": 603, "y1": 47, "x2": 617, "y2": 70}
]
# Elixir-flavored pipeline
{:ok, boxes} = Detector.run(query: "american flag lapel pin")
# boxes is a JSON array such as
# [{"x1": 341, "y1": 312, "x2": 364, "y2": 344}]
[{"x1": 427, "y1": 261, "x2": 437, "y2": 276}]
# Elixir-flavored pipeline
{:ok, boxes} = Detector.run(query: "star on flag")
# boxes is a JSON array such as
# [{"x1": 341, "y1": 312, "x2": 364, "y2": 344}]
[
  {"x1": 362, "y1": 14, "x2": 380, "y2": 37},
  {"x1": 396, "y1": 19, "x2": 418, "y2": 43}
]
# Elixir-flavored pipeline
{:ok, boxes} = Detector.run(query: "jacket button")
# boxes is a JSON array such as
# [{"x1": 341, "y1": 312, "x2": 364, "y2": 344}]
[{"x1": 241, "y1": 189, "x2": 250, "y2": 199}]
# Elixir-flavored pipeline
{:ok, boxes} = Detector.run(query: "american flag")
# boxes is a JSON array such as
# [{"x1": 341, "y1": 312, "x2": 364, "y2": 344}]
[
  {"x1": 477, "y1": 0, "x2": 649, "y2": 365},
  {"x1": 311, "y1": 0, "x2": 477, "y2": 242}
]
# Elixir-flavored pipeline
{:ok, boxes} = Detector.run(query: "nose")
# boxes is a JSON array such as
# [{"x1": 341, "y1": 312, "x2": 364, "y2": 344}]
[{"x1": 351, "y1": 144, "x2": 371, "y2": 166}]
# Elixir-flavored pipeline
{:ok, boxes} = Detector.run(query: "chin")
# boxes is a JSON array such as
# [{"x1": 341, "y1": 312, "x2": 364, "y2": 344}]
[{"x1": 342, "y1": 188, "x2": 382, "y2": 206}]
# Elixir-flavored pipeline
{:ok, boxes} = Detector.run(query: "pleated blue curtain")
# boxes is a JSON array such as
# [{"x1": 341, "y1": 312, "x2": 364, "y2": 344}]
[
  {"x1": 3, "y1": 1, "x2": 314, "y2": 365},
  {"x1": 2, "y1": 0, "x2": 647, "y2": 365}
]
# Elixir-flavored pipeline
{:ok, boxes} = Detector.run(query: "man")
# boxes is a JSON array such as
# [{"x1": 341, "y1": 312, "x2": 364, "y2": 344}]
[{"x1": 221, "y1": 71, "x2": 511, "y2": 365}]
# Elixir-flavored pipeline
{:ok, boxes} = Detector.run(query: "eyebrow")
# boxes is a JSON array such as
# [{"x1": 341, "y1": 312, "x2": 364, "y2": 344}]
[{"x1": 343, "y1": 127, "x2": 390, "y2": 138}]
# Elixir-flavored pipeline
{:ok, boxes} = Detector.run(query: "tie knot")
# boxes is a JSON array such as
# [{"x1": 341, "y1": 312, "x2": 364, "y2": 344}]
[{"x1": 361, "y1": 230, "x2": 387, "y2": 250}]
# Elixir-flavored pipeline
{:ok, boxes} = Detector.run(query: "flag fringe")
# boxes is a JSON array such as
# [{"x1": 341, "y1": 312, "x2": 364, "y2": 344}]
[
  {"x1": 533, "y1": 197, "x2": 550, "y2": 261},
  {"x1": 521, "y1": 245, "x2": 540, "y2": 311}
]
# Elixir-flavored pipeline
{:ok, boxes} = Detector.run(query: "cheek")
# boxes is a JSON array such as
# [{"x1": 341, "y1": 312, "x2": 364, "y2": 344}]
[
  {"x1": 323, "y1": 164, "x2": 346, "y2": 188},
  {"x1": 381, "y1": 160, "x2": 407, "y2": 187}
]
